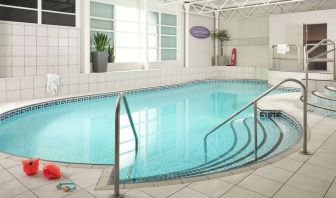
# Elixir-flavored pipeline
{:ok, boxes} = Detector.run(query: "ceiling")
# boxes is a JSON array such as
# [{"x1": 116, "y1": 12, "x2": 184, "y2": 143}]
[{"x1": 159, "y1": 0, "x2": 336, "y2": 20}]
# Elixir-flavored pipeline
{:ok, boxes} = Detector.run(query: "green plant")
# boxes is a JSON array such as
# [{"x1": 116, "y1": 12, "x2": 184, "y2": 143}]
[
  {"x1": 108, "y1": 45, "x2": 114, "y2": 57},
  {"x1": 108, "y1": 45, "x2": 115, "y2": 63},
  {"x1": 93, "y1": 33, "x2": 110, "y2": 52},
  {"x1": 212, "y1": 30, "x2": 230, "y2": 56}
]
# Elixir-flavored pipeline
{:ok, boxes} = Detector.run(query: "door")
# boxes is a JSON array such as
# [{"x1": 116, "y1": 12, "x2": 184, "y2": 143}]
[{"x1": 303, "y1": 23, "x2": 327, "y2": 71}]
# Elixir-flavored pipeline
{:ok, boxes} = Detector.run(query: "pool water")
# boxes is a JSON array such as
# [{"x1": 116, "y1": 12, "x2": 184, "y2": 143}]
[{"x1": 0, "y1": 80, "x2": 301, "y2": 181}]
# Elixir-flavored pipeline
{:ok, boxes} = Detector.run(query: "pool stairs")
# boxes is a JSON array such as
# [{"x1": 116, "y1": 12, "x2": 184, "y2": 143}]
[
  {"x1": 306, "y1": 86, "x2": 336, "y2": 118},
  {"x1": 125, "y1": 114, "x2": 299, "y2": 182},
  {"x1": 303, "y1": 38, "x2": 336, "y2": 118}
]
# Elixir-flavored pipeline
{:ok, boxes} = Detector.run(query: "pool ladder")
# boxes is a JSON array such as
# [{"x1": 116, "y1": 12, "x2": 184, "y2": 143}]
[{"x1": 113, "y1": 93, "x2": 138, "y2": 197}]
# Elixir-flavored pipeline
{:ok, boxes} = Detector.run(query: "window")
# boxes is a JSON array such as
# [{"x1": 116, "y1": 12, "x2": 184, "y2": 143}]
[
  {"x1": 114, "y1": 5, "x2": 142, "y2": 62},
  {"x1": 90, "y1": 1, "x2": 114, "y2": 52},
  {"x1": 0, "y1": 0, "x2": 38, "y2": 23},
  {"x1": 149, "y1": 12, "x2": 177, "y2": 61},
  {"x1": 89, "y1": 1, "x2": 178, "y2": 63},
  {"x1": 0, "y1": 0, "x2": 76, "y2": 26},
  {"x1": 42, "y1": 0, "x2": 76, "y2": 26}
]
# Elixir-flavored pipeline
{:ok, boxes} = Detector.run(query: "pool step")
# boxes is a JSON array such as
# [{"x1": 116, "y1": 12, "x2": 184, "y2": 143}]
[
  {"x1": 303, "y1": 87, "x2": 336, "y2": 118},
  {"x1": 125, "y1": 115, "x2": 290, "y2": 182},
  {"x1": 325, "y1": 86, "x2": 336, "y2": 99},
  {"x1": 311, "y1": 91, "x2": 336, "y2": 109}
]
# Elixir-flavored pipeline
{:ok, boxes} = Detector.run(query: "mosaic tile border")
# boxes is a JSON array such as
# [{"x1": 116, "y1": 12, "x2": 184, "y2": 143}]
[
  {"x1": 325, "y1": 86, "x2": 336, "y2": 99},
  {"x1": 300, "y1": 96, "x2": 336, "y2": 119},
  {"x1": 311, "y1": 91, "x2": 336, "y2": 109},
  {"x1": 0, "y1": 79, "x2": 300, "y2": 124}
]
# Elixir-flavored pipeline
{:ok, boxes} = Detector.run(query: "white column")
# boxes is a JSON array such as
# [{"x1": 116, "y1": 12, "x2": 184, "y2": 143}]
[
  {"x1": 184, "y1": 3, "x2": 190, "y2": 68},
  {"x1": 142, "y1": 0, "x2": 149, "y2": 70},
  {"x1": 80, "y1": 0, "x2": 91, "y2": 73},
  {"x1": 214, "y1": 12, "x2": 219, "y2": 66}
]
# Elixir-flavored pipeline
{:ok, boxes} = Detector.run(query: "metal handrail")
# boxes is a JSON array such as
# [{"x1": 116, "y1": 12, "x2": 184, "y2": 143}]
[
  {"x1": 304, "y1": 39, "x2": 336, "y2": 88},
  {"x1": 114, "y1": 93, "x2": 139, "y2": 197},
  {"x1": 204, "y1": 78, "x2": 308, "y2": 163}
]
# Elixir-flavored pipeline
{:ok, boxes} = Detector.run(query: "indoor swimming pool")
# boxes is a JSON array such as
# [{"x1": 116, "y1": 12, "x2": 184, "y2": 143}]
[{"x1": 0, "y1": 80, "x2": 302, "y2": 182}]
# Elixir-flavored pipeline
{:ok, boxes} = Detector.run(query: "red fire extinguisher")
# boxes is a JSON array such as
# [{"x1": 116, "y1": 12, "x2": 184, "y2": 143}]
[{"x1": 229, "y1": 48, "x2": 237, "y2": 66}]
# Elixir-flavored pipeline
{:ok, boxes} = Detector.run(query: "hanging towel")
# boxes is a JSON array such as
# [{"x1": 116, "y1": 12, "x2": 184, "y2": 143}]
[
  {"x1": 47, "y1": 74, "x2": 60, "y2": 96},
  {"x1": 276, "y1": 44, "x2": 290, "y2": 54}
]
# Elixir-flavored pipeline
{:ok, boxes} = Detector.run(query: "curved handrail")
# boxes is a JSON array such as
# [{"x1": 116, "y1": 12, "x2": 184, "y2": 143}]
[
  {"x1": 306, "y1": 39, "x2": 335, "y2": 55},
  {"x1": 304, "y1": 39, "x2": 336, "y2": 83},
  {"x1": 204, "y1": 78, "x2": 308, "y2": 162}
]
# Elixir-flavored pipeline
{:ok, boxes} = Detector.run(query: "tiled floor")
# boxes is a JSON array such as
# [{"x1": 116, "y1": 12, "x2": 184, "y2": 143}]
[{"x1": 0, "y1": 92, "x2": 336, "y2": 198}]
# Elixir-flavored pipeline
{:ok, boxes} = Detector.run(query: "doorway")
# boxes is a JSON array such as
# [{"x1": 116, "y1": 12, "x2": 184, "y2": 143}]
[{"x1": 303, "y1": 23, "x2": 327, "y2": 71}]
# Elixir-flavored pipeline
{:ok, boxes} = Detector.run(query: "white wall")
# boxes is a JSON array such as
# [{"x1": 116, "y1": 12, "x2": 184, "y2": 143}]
[
  {"x1": 269, "y1": 9, "x2": 336, "y2": 71},
  {"x1": 0, "y1": 21, "x2": 80, "y2": 78},
  {"x1": 189, "y1": 14, "x2": 214, "y2": 67},
  {"x1": 220, "y1": 16, "x2": 269, "y2": 67}
]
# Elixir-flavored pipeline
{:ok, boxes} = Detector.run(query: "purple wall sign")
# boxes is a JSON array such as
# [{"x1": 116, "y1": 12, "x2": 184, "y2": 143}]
[{"x1": 190, "y1": 26, "x2": 210, "y2": 39}]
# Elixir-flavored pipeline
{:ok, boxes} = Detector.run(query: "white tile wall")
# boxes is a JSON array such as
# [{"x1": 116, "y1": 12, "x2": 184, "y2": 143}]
[
  {"x1": 0, "y1": 66, "x2": 268, "y2": 104},
  {"x1": 0, "y1": 21, "x2": 80, "y2": 78}
]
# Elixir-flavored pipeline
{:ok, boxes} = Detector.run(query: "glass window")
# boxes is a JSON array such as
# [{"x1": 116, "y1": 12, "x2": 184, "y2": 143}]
[
  {"x1": 115, "y1": 32, "x2": 139, "y2": 48},
  {"x1": 90, "y1": 2, "x2": 113, "y2": 19},
  {"x1": 148, "y1": 25, "x2": 158, "y2": 34},
  {"x1": 0, "y1": 7, "x2": 37, "y2": 23},
  {"x1": 116, "y1": 48, "x2": 140, "y2": 62},
  {"x1": 0, "y1": 0, "x2": 37, "y2": 8},
  {"x1": 115, "y1": 6, "x2": 138, "y2": 22},
  {"x1": 91, "y1": 19, "x2": 113, "y2": 31},
  {"x1": 148, "y1": 49, "x2": 158, "y2": 61},
  {"x1": 42, "y1": 0, "x2": 75, "y2": 13},
  {"x1": 148, "y1": 35, "x2": 158, "y2": 48},
  {"x1": 161, "y1": 49, "x2": 176, "y2": 60},
  {"x1": 148, "y1": 12, "x2": 158, "y2": 25},
  {"x1": 42, "y1": 12, "x2": 75, "y2": 27},
  {"x1": 161, "y1": 13, "x2": 176, "y2": 26},
  {"x1": 148, "y1": 12, "x2": 177, "y2": 62},
  {"x1": 161, "y1": 27, "x2": 176, "y2": 35},
  {"x1": 115, "y1": 21, "x2": 139, "y2": 33},
  {"x1": 161, "y1": 36, "x2": 176, "y2": 48}
]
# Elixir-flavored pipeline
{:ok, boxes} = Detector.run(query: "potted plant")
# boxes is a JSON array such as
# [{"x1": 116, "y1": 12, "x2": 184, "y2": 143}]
[
  {"x1": 108, "y1": 45, "x2": 115, "y2": 63},
  {"x1": 91, "y1": 33, "x2": 110, "y2": 73},
  {"x1": 211, "y1": 30, "x2": 230, "y2": 66}
]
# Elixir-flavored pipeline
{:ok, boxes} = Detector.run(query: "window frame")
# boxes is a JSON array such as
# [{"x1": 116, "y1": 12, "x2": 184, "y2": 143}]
[
  {"x1": 0, "y1": 0, "x2": 78, "y2": 27},
  {"x1": 147, "y1": 10, "x2": 178, "y2": 62}
]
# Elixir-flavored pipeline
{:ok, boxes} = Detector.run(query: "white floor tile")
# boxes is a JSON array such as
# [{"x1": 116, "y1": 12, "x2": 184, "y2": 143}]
[
  {"x1": 189, "y1": 179, "x2": 233, "y2": 198},
  {"x1": 286, "y1": 173, "x2": 331, "y2": 195},
  {"x1": 238, "y1": 174, "x2": 282, "y2": 197},
  {"x1": 140, "y1": 184, "x2": 186, "y2": 198},
  {"x1": 220, "y1": 186, "x2": 268, "y2": 198}
]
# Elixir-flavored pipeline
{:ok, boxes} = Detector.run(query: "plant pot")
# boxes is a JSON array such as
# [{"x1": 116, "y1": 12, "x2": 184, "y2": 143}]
[
  {"x1": 212, "y1": 55, "x2": 226, "y2": 66},
  {"x1": 217, "y1": 55, "x2": 226, "y2": 66},
  {"x1": 91, "y1": 51, "x2": 108, "y2": 73},
  {"x1": 108, "y1": 55, "x2": 115, "y2": 63}
]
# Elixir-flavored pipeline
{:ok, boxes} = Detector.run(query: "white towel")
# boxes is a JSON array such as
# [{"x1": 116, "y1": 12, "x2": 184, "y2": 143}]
[
  {"x1": 276, "y1": 44, "x2": 290, "y2": 54},
  {"x1": 47, "y1": 74, "x2": 60, "y2": 96}
]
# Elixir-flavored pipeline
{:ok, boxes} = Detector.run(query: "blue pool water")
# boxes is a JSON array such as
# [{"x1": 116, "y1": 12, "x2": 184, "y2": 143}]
[{"x1": 0, "y1": 80, "x2": 301, "y2": 182}]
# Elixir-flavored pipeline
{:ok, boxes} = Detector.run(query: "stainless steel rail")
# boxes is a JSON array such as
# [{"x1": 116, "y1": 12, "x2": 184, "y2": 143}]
[
  {"x1": 304, "y1": 39, "x2": 336, "y2": 93},
  {"x1": 271, "y1": 45, "x2": 301, "y2": 71},
  {"x1": 114, "y1": 93, "x2": 138, "y2": 197},
  {"x1": 204, "y1": 78, "x2": 308, "y2": 163}
]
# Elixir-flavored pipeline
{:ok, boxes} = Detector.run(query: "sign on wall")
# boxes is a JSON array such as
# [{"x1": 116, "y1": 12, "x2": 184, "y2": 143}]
[{"x1": 190, "y1": 26, "x2": 210, "y2": 39}]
